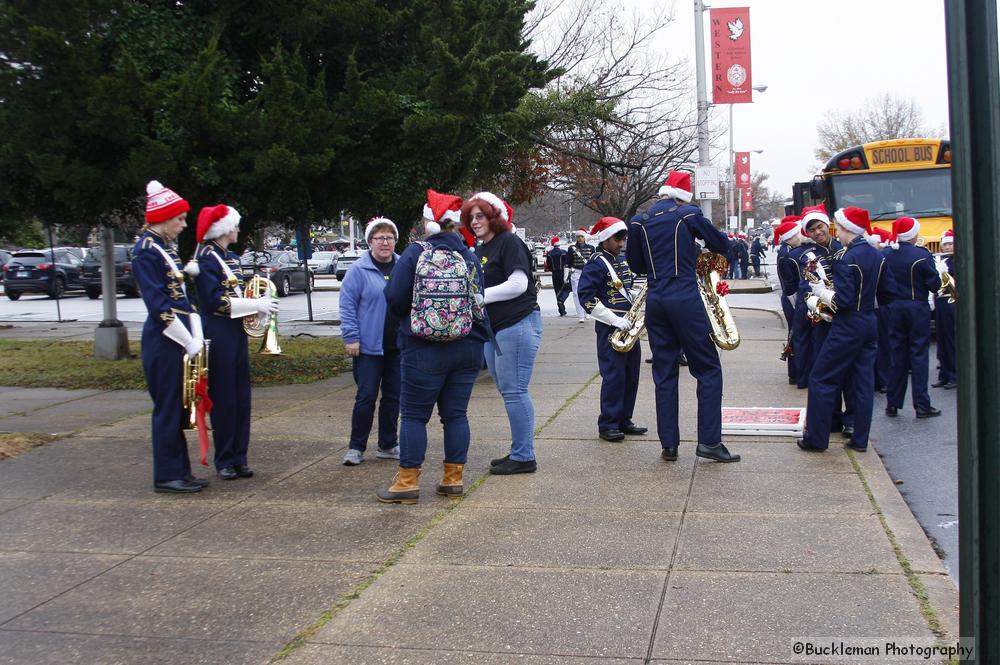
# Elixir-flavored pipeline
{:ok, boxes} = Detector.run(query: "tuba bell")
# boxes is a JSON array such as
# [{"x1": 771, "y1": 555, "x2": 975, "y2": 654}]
[
  {"x1": 696, "y1": 252, "x2": 740, "y2": 350},
  {"x1": 243, "y1": 275, "x2": 282, "y2": 354}
]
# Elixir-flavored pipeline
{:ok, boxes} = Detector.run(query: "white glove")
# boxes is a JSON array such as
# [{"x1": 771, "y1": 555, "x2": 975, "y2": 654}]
[
  {"x1": 805, "y1": 295, "x2": 820, "y2": 313},
  {"x1": 590, "y1": 301, "x2": 630, "y2": 330},
  {"x1": 809, "y1": 280, "x2": 825, "y2": 295},
  {"x1": 612, "y1": 315, "x2": 631, "y2": 331},
  {"x1": 816, "y1": 288, "x2": 835, "y2": 307},
  {"x1": 256, "y1": 297, "x2": 278, "y2": 315},
  {"x1": 163, "y1": 317, "x2": 195, "y2": 352},
  {"x1": 189, "y1": 312, "x2": 203, "y2": 340},
  {"x1": 185, "y1": 338, "x2": 204, "y2": 357}
]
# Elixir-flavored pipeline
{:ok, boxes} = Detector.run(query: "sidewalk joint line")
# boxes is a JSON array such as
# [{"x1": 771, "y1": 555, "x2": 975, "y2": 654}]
[
  {"x1": 846, "y1": 450, "x2": 949, "y2": 643},
  {"x1": 533, "y1": 372, "x2": 600, "y2": 437},
  {"x1": 644, "y1": 452, "x2": 699, "y2": 665}
]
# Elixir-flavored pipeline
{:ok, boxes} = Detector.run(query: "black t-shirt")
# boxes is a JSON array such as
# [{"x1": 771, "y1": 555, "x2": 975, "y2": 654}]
[
  {"x1": 372, "y1": 253, "x2": 399, "y2": 351},
  {"x1": 476, "y1": 231, "x2": 539, "y2": 332}
]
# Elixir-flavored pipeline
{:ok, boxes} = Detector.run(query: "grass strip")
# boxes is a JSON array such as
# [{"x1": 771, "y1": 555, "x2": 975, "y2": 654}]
[
  {"x1": 0, "y1": 432, "x2": 59, "y2": 461},
  {"x1": 534, "y1": 371, "x2": 600, "y2": 436},
  {"x1": 846, "y1": 450, "x2": 950, "y2": 645},
  {"x1": 0, "y1": 337, "x2": 350, "y2": 390}
]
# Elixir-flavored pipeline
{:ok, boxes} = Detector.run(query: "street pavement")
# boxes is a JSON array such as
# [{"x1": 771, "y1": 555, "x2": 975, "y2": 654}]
[{"x1": 0, "y1": 299, "x2": 960, "y2": 664}]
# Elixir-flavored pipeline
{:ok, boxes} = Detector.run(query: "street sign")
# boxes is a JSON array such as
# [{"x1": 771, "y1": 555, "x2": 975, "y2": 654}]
[
  {"x1": 695, "y1": 166, "x2": 721, "y2": 200},
  {"x1": 746, "y1": 218, "x2": 755, "y2": 228},
  {"x1": 728, "y1": 216, "x2": 738, "y2": 229}
]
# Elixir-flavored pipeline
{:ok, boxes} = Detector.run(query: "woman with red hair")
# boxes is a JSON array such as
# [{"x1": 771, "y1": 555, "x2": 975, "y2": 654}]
[{"x1": 462, "y1": 192, "x2": 541, "y2": 475}]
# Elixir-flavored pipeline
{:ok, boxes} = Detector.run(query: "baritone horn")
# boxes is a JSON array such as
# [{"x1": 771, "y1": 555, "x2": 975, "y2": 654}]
[
  {"x1": 696, "y1": 252, "x2": 740, "y2": 350},
  {"x1": 243, "y1": 275, "x2": 282, "y2": 354}
]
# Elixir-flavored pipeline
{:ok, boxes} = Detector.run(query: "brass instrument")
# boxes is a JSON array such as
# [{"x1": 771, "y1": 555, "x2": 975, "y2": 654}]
[
  {"x1": 182, "y1": 339, "x2": 210, "y2": 430},
  {"x1": 934, "y1": 255, "x2": 957, "y2": 304},
  {"x1": 803, "y1": 258, "x2": 836, "y2": 323},
  {"x1": 243, "y1": 275, "x2": 282, "y2": 354},
  {"x1": 609, "y1": 281, "x2": 647, "y2": 353},
  {"x1": 696, "y1": 252, "x2": 740, "y2": 350}
]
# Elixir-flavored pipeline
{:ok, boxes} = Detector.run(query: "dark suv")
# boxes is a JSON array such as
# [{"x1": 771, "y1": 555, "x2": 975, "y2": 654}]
[
  {"x1": 80, "y1": 245, "x2": 140, "y2": 299},
  {"x1": 2, "y1": 248, "x2": 85, "y2": 300}
]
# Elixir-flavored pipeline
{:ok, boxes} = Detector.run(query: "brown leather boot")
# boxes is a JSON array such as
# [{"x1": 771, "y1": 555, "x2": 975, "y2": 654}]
[
  {"x1": 375, "y1": 467, "x2": 421, "y2": 504},
  {"x1": 436, "y1": 462, "x2": 465, "y2": 497}
]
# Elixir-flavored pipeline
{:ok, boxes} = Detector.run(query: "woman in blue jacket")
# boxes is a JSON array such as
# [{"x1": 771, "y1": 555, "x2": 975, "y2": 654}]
[
  {"x1": 376, "y1": 190, "x2": 491, "y2": 504},
  {"x1": 340, "y1": 218, "x2": 401, "y2": 466}
]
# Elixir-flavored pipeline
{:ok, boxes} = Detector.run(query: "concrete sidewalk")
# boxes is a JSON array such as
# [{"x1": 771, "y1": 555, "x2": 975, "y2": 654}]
[{"x1": 0, "y1": 311, "x2": 957, "y2": 665}]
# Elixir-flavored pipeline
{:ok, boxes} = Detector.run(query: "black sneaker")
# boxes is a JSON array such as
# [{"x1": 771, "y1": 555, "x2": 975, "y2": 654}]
[
  {"x1": 489, "y1": 458, "x2": 537, "y2": 475},
  {"x1": 916, "y1": 407, "x2": 942, "y2": 418},
  {"x1": 490, "y1": 454, "x2": 510, "y2": 467},
  {"x1": 661, "y1": 447, "x2": 678, "y2": 461}
]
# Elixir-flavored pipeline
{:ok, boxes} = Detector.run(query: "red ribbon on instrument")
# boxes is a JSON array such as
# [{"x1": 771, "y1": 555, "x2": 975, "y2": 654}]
[
  {"x1": 194, "y1": 375, "x2": 213, "y2": 466},
  {"x1": 716, "y1": 280, "x2": 730, "y2": 296}
]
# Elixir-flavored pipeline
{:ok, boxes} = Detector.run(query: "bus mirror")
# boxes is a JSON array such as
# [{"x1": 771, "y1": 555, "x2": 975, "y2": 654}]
[{"x1": 809, "y1": 176, "x2": 826, "y2": 200}]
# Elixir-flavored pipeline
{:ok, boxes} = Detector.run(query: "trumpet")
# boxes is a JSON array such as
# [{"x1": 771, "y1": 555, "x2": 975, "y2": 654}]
[
  {"x1": 182, "y1": 339, "x2": 210, "y2": 430},
  {"x1": 243, "y1": 275, "x2": 282, "y2": 354}
]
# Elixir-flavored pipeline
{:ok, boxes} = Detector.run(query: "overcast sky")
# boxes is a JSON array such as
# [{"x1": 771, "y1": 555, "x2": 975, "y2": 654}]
[{"x1": 627, "y1": 0, "x2": 953, "y2": 201}]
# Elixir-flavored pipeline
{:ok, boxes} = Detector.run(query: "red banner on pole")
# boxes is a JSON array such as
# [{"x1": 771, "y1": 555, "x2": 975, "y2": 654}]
[
  {"x1": 734, "y1": 151, "x2": 752, "y2": 188},
  {"x1": 710, "y1": 7, "x2": 753, "y2": 104},
  {"x1": 741, "y1": 188, "x2": 754, "y2": 212}
]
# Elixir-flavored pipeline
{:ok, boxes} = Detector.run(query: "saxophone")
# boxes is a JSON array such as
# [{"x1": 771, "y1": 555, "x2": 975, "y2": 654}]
[
  {"x1": 696, "y1": 252, "x2": 740, "y2": 350},
  {"x1": 609, "y1": 281, "x2": 647, "y2": 353},
  {"x1": 803, "y1": 257, "x2": 836, "y2": 323}
]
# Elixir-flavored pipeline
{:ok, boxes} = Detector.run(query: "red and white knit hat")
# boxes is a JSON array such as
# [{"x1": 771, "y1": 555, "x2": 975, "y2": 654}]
[
  {"x1": 774, "y1": 215, "x2": 803, "y2": 244},
  {"x1": 941, "y1": 228, "x2": 954, "y2": 245},
  {"x1": 801, "y1": 204, "x2": 830, "y2": 229},
  {"x1": 589, "y1": 216, "x2": 627, "y2": 243},
  {"x1": 657, "y1": 171, "x2": 693, "y2": 203},
  {"x1": 145, "y1": 180, "x2": 189, "y2": 224},
  {"x1": 422, "y1": 189, "x2": 463, "y2": 235},
  {"x1": 834, "y1": 206, "x2": 873, "y2": 237},
  {"x1": 889, "y1": 216, "x2": 920, "y2": 249},
  {"x1": 365, "y1": 217, "x2": 398, "y2": 244}
]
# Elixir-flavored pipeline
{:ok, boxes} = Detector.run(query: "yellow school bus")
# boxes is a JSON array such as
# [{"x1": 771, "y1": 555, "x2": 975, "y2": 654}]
[{"x1": 811, "y1": 138, "x2": 952, "y2": 252}]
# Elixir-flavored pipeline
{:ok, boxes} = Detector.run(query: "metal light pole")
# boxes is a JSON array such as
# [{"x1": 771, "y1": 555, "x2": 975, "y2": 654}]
[
  {"x1": 728, "y1": 84, "x2": 768, "y2": 229},
  {"x1": 694, "y1": 0, "x2": 712, "y2": 220}
]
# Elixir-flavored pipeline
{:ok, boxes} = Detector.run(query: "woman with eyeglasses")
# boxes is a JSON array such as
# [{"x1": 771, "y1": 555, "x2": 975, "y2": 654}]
[
  {"x1": 340, "y1": 218, "x2": 402, "y2": 466},
  {"x1": 462, "y1": 192, "x2": 542, "y2": 475}
]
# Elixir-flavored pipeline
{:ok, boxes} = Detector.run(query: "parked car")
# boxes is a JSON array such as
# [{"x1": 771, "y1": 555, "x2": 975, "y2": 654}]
[
  {"x1": 2, "y1": 248, "x2": 85, "y2": 300},
  {"x1": 334, "y1": 250, "x2": 361, "y2": 281},
  {"x1": 79, "y1": 245, "x2": 140, "y2": 299},
  {"x1": 240, "y1": 250, "x2": 313, "y2": 297},
  {"x1": 0, "y1": 249, "x2": 12, "y2": 270},
  {"x1": 307, "y1": 250, "x2": 339, "y2": 274}
]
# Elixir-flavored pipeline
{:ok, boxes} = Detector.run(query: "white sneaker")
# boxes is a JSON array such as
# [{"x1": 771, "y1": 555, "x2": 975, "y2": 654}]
[
  {"x1": 375, "y1": 445, "x2": 400, "y2": 460},
  {"x1": 343, "y1": 449, "x2": 363, "y2": 466}
]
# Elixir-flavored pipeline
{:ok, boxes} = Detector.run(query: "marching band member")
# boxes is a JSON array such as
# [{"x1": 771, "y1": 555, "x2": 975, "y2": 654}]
[
  {"x1": 797, "y1": 207, "x2": 896, "y2": 452},
  {"x1": 577, "y1": 216, "x2": 647, "y2": 442},
  {"x1": 544, "y1": 236, "x2": 570, "y2": 316},
  {"x1": 627, "y1": 171, "x2": 739, "y2": 463},
  {"x1": 132, "y1": 181, "x2": 206, "y2": 493},
  {"x1": 187, "y1": 204, "x2": 278, "y2": 480},
  {"x1": 868, "y1": 227, "x2": 894, "y2": 392},
  {"x1": 932, "y1": 229, "x2": 956, "y2": 389},
  {"x1": 567, "y1": 228, "x2": 594, "y2": 322},
  {"x1": 774, "y1": 215, "x2": 804, "y2": 384},
  {"x1": 882, "y1": 217, "x2": 942, "y2": 418},
  {"x1": 790, "y1": 221, "x2": 815, "y2": 389}
]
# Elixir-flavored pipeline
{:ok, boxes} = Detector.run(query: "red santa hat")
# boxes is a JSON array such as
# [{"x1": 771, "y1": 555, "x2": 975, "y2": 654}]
[
  {"x1": 589, "y1": 216, "x2": 627, "y2": 243},
  {"x1": 422, "y1": 189, "x2": 463, "y2": 235},
  {"x1": 458, "y1": 225, "x2": 476, "y2": 248},
  {"x1": 940, "y1": 228, "x2": 954, "y2": 245},
  {"x1": 801, "y1": 204, "x2": 830, "y2": 229},
  {"x1": 889, "y1": 216, "x2": 920, "y2": 249},
  {"x1": 145, "y1": 180, "x2": 189, "y2": 224},
  {"x1": 183, "y1": 204, "x2": 242, "y2": 275},
  {"x1": 575, "y1": 227, "x2": 589, "y2": 238},
  {"x1": 833, "y1": 206, "x2": 873, "y2": 237},
  {"x1": 657, "y1": 171, "x2": 693, "y2": 203},
  {"x1": 365, "y1": 217, "x2": 398, "y2": 244},
  {"x1": 470, "y1": 191, "x2": 511, "y2": 223},
  {"x1": 550, "y1": 236, "x2": 561, "y2": 246},
  {"x1": 867, "y1": 226, "x2": 893, "y2": 249},
  {"x1": 774, "y1": 215, "x2": 803, "y2": 244}
]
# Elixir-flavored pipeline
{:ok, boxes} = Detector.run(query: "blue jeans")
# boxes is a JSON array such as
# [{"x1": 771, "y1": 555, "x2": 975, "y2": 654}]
[
  {"x1": 484, "y1": 309, "x2": 542, "y2": 461},
  {"x1": 349, "y1": 351, "x2": 400, "y2": 452},
  {"x1": 399, "y1": 340, "x2": 484, "y2": 469}
]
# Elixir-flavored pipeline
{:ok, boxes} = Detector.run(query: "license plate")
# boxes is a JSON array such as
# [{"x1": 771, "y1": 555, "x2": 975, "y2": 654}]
[{"x1": 17, "y1": 271, "x2": 28, "y2": 278}]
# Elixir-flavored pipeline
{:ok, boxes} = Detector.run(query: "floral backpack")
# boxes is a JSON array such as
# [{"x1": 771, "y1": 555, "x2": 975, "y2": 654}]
[{"x1": 410, "y1": 241, "x2": 483, "y2": 341}]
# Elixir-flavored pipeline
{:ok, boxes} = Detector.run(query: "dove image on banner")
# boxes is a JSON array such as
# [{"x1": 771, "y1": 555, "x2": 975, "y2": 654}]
[
  {"x1": 735, "y1": 152, "x2": 752, "y2": 188},
  {"x1": 710, "y1": 7, "x2": 753, "y2": 104}
]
